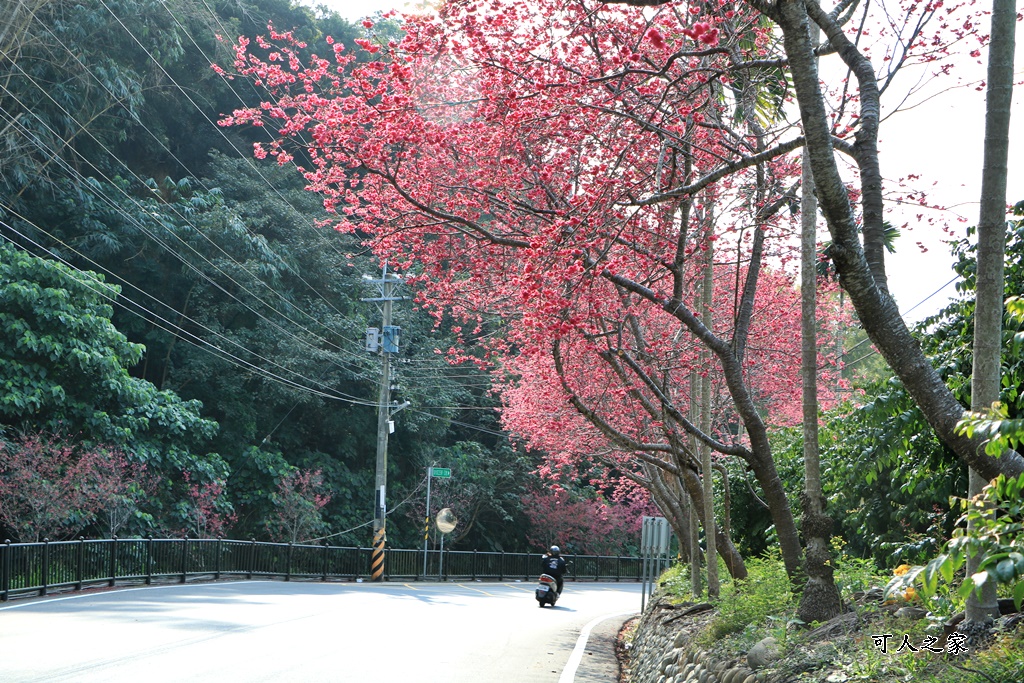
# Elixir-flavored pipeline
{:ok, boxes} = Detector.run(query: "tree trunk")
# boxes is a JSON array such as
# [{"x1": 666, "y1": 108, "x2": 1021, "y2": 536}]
[
  {"x1": 677, "y1": 479, "x2": 694, "y2": 562},
  {"x1": 646, "y1": 464, "x2": 690, "y2": 551},
  {"x1": 689, "y1": 368, "x2": 704, "y2": 596},
  {"x1": 712, "y1": 462, "x2": 731, "y2": 543},
  {"x1": 644, "y1": 462, "x2": 746, "y2": 581},
  {"x1": 964, "y1": 0, "x2": 1015, "y2": 626},
  {"x1": 796, "y1": 138, "x2": 843, "y2": 624},
  {"x1": 651, "y1": 237, "x2": 804, "y2": 580},
  {"x1": 775, "y1": 0, "x2": 1024, "y2": 481},
  {"x1": 701, "y1": 235, "x2": 720, "y2": 598},
  {"x1": 679, "y1": 463, "x2": 748, "y2": 580},
  {"x1": 689, "y1": 489, "x2": 702, "y2": 597}
]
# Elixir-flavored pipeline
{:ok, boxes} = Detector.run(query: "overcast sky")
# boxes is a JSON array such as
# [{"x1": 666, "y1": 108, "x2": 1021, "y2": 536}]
[
  {"x1": 313, "y1": 0, "x2": 1022, "y2": 323},
  {"x1": 328, "y1": 0, "x2": 413, "y2": 20}
]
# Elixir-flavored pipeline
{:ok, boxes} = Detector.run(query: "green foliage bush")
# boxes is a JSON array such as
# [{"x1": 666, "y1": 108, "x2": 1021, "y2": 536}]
[
  {"x1": 819, "y1": 216, "x2": 1024, "y2": 568},
  {"x1": 888, "y1": 294, "x2": 1024, "y2": 611},
  {"x1": 829, "y1": 538, "x2": 891, "y2": 598},
  {"x1": 704, "y1": 550, "x2": 796, "y2": 640},
  {"x1": 660, "y1": 549, "x2": 1024, "y2": 683}
]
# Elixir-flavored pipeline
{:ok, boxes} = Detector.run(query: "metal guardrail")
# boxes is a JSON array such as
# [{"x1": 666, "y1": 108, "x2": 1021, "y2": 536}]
[{"x1": 0, "y1": 538, "x2": 643, "y2": 602}]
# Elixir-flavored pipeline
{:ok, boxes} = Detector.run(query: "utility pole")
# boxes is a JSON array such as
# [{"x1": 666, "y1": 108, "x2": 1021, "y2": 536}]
[
  {"x1": 362, "y1": 263, "x2": 408, "y2": 582},
  {"x1": 423, "y1": 465, "x2": 432, "y2": 578}
]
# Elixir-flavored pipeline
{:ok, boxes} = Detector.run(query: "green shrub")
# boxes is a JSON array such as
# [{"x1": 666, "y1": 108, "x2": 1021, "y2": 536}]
[
  {"x1": 706, "y1": 549, "x2": 795, "y2": 640},
  {"x1": 831, "y1": 537, "x2": 891, "y2": 599}
]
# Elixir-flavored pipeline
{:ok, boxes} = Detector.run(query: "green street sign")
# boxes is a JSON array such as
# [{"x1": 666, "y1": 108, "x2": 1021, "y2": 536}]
[{"x1": 430, "y1": 467, "x2": 452, "y2": 478}]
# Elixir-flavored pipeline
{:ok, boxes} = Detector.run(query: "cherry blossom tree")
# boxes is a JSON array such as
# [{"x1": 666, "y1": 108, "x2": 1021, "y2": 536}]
[
  {"x1": 0, "y1": 432, "x2": 142, "y2": 542},
  {"x1": 265, "y1": 468, "x2": 331, "y2": 543},
  {"x1": 219, "y1": 1, "x2": 821, "y2": 580},
  {"x1": 175, "y1": 470, "x2": 236, "y2": 539},
  {"x1": 523, "y1": 487, "x2": 652, "y2": 556},
  {"x1": 218, "y1": 0, "x2": 1001, "y2": 605}
]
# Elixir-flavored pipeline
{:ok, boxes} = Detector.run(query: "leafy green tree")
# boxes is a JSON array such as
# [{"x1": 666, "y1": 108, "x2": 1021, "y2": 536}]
[
  {"x1": 0, "y1": 241, "x2": 225, "y2": 534},
  {"x1": 2, "y1": 0, "x2": 523, "y2": 547},
  {"x1": 888, "y1": 297, "x2": 1024, "y2": 612},
  {"x1": 409, "y1": 441, "x2": 531, "y2": 551},
  {"x1": 823, "y1": 214, "x2": 1024, "y2": 567},
  {"x1": 0, "y1": 241, "x2": 214, "y2": 445}
]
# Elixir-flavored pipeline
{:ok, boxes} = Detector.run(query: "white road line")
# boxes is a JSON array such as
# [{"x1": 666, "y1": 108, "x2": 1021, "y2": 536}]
[{"x1": 559, "y1": 610, "x2": 638, "y2": 683}]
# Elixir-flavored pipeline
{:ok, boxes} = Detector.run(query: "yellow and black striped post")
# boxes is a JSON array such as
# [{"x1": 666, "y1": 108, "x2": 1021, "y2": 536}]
[
  {"x1": 370, "y1": 525, "x2": 386, "y2": 581},
  {"x1": 422, "y1": 465, "x2": 433, "y2": 577},
  {"x1": 421, "y1": 515, "x2": 430, "y2": 577}
]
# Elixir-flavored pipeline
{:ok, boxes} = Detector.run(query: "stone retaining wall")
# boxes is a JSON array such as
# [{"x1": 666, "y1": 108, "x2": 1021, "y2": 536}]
[{"x1": 625, "y1": 599, "x2": 769, "y2": 683}]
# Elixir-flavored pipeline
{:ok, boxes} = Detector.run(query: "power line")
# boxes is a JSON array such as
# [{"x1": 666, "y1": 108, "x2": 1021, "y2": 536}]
[
  {"x1": 3, "y1": 28, "x2": 377, "y2": 370},
  {"x1": 0, "y1": 222, "x2": 376, "y2": 405},
  {"x1": 0, "y1": 217, "x2": 363, "y2": 403},
  {"x1": 899, "y1": 275, "x2": 960, "y2": 319},
  {"x1": 151, "y1": 1, "x2": 368, "y2": 305},
  {"x1": 0, "y1": 123, "x2": 487, "y2": 415},
  {"x1": 21, "y1": 8, "x2": 475, "y2": 387},
  {"x1": 842, "y1": 274, "x2": 960, "y2": 359},
  {"x1": 409, "y1": 408, "x2": 510, "y2": 439},
  {"x1": 4, "y1": 6, "x2": 505, "y2": 427},
  {"x1": 301, "y1": 473, "x2": 430, "y2": 544},
  {"x1": 0, "y1": 77, "x2": 375, "y2": 380}
]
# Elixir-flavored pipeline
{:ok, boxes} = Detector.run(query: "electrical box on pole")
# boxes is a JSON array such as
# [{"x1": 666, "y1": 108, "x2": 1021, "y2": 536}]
[
  {"x1": 382, "y1": 326, "x2": 401, "y2": 354},
  {"x1": 365, "y1": 328, "x2": 380, "y2": 353}
]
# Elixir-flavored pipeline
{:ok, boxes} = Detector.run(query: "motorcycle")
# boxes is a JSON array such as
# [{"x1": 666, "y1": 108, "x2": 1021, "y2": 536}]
[{"x1": 535, "y1": 573, "x2": 559, "y2": 607}]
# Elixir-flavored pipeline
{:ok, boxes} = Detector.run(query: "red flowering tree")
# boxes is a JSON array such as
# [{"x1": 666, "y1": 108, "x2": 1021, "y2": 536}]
[
  {"x1": 265, "y1": 469, "x2": 331, "y2": 543},
  {"x1": 501, "y1": 263, "x2": 848, "y2": 571},
  {"x1": 600, "y1": 0, "x2": 1024, "y2": 484},
  {"x1": 0, "y1": 433, "x2": 144, "y2": 542},
  {"x1": 523, "y1": 488, "x2": 654, "y2": 556},
  {"x1": 219, "y1": 0, "x2": 999, "y2": 598},
  {"x1": 175, "y1": 470, "x2": 236, "y2": 539},
  {"x1": 220, "y1": 2, "x2": 816, "y2": 578}
]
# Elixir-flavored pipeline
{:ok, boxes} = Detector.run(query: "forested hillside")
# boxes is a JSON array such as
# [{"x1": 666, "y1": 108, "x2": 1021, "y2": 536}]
[{"x1": 0, "y1": 0, "x2": 553, "y2": 551}]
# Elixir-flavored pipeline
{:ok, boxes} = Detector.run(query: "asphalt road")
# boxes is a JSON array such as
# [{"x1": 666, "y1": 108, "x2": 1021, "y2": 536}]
[{"x1": 0, "y1": 580, "x2": 641, "y2": 682}]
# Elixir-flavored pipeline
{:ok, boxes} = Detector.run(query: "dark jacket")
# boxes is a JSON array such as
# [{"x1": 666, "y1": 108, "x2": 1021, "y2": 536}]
[{"x1": 541, "y1": 554, "x2": 566, "y2": 577}]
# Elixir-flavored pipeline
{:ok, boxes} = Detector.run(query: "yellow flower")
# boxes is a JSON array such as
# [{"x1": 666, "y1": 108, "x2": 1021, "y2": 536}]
[{"x1": 894, "y1": 564, "x2": 912, "y2": 576}]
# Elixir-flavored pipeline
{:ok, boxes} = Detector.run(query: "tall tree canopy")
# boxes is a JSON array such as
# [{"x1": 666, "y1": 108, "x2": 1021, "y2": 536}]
[
  {"x1": 220, "y1": 0, "x2": 859, "y2": 583},
  {"x1": 219, "y1": 0, "x2": 1019, "y2": 602}
]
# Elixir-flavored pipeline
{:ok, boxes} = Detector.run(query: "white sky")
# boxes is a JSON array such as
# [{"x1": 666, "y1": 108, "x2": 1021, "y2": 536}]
[
  {"x1": 327, "y1": 0, "x2": 415, "y2": 20},
  {"x1": 318, "y1": 0, "x2": 1022, "y2": 323},
  {"x1": 874, "y1": 42, "x2": 1024, "y2": 323}
]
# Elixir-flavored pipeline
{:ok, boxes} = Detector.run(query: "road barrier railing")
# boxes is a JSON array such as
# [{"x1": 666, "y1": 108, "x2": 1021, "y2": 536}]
[{"x1": 0, "y1": 537, "x2": 642, "y2": 602}]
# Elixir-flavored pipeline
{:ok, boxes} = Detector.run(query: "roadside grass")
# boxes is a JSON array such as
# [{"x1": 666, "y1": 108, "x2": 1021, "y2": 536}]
[{"x1": 655, "y1": 547, "x2": 1024, "y2": 683}]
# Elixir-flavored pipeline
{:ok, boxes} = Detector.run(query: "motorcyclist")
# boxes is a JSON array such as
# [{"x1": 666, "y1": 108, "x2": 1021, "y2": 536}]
[{"x1": 541, "y1": 546, "x2": 567, "y2": 595}]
